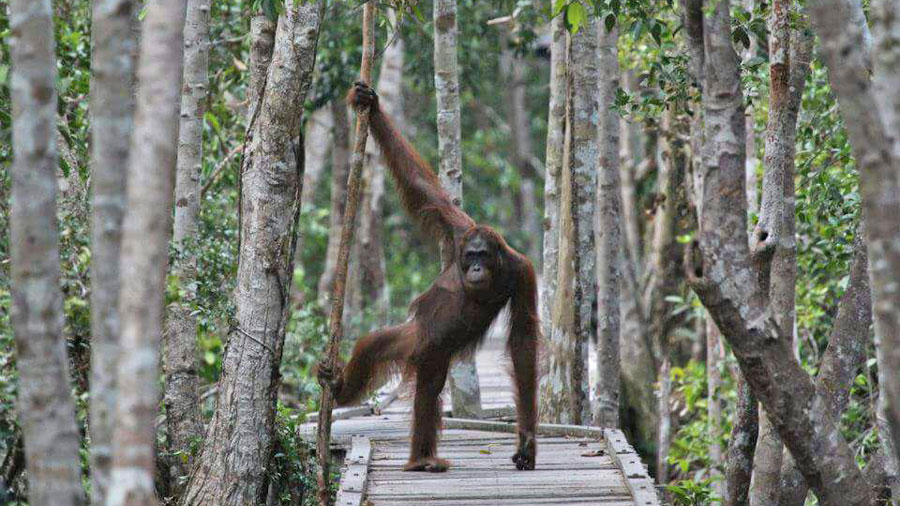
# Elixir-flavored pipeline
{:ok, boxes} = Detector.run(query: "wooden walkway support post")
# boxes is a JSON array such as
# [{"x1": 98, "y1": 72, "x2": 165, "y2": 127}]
[{"x1": 316, "y1": 3, "x2": 377, "y2": 505}]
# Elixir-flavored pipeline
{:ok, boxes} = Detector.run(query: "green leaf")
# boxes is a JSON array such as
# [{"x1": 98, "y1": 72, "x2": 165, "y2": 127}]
[{"x1": 566, "y1": 2, "x2": 587, "y2": 34}]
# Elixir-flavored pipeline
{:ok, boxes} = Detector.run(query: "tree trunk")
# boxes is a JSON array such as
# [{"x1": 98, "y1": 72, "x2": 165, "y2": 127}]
[
  {"x1": 778, "y1": 227, "x2": 877, "y2": 504},
  {"x1": 724, "y1": 376, "x2": 758, "y2": 506},
  {"x1": 88, "y1": 0, "x2": 135, "y2": 503},
  {"x1": 8, "y1": 1, "x2": 85, "y2": 504},
  {"x1": 434, "y1": 0, "x2": 482, "y2": 418},
  {"x1": 707, "y1": 319, "x2": 725, "y2": 499},
  {"x1": 501, "y1": 36, "x2": 541, "y2": 264},
  {"x1": 749, "y1": 5, "x2": 813, "y2": 506},
  {"x1": 294, "y1": 105, "x2": 333, "y2": 270},
  {"x1": 317, "y1": 100, "x2": 351, "y2": 309},
  {"x1": 647, "y1": 108, "x2": 688, "y2": 477},
  {"x1": 866, "y1": 0, "x2": 900, "y2": 471},
  {"x1": 685, "y1": 0, "x2": 875, "y2": 503},
  {"x1": 567, "y1": 12, "x2": 600, "y2": 427},
  {"x1": 593, "y1": 24, "x2": 621, "y2": 428},
  {"x1": 540, "y1": 10, "x2": 566, "y2": 346},
  {"x1": 540, "y1": 77, "x2": 579, "y2": 423},
  {"x1": 181, "y1": 4, "x2": 323, "y2": 505},
  {"x1": 108, "y1": 0, "x2": 188, "y2": 504},
  {"x1": 356, "y1": 8, "x2": 403, "y2": 328},
  {"x1": 300, "y1": 106, "x2": 334, "y2": 209},
  {"x1": 164, "y1": 0, "x2": 210, "y2": 493},
  {"x1": 809, "y1": 0, "x2": 900, "y2": 475}
]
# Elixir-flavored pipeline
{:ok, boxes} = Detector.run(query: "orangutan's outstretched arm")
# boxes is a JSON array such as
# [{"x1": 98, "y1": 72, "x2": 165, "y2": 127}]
[{"x1": 348, "y1": 82, "x2": 474, "y2": 248}]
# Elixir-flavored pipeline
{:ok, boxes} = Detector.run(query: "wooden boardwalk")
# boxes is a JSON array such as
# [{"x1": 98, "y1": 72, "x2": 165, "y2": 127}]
[{"x1": 301, "y1": 337, "x2": 660, "y2": 506}]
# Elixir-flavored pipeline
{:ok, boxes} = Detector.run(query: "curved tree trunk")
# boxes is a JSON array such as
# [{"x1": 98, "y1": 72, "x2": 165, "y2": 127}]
[
  {"x1": 88, "y1": 0, "x2": 135, "y2": 503},
  {"x1": 164, "y1": 0, "x2": 211, "y2": 493},
  {"x1": 685, "y1": 0, "x2": 875, "y2": 503},
  {"x1": 434, "y1": 0, "x2": 482, "y2": 418},
  {"x1": 8, "y1": 1, "x2": 85, "y2": 504},
  {"x1": 181, "y1": 4, "x2": 324, "y2": 505}
]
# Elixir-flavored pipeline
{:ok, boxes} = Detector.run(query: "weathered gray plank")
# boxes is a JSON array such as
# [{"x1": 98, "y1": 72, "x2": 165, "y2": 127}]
[
  {"x1": 334, "y1": 435, "x2": 373, "y2": 506},
  {"x1": 605, "y1": 429, "x2": 660, "y2": 506}
]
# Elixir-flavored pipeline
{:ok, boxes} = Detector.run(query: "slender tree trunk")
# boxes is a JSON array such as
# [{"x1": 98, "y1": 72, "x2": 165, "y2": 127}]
[
  {"x1": 707, "y1": 319, "x2": 725, "y2": 499},
  {"x1": 567, "y1": 12, "x2": 600, "y2": 427},
  {"x1": 164, "y1": 0, "x2": 210, "y2": 493},
  {"x1": 501, "y1": 36, "x2": 541, "y2": 264},
  {"x1": 724, "y1": 375, "x2": 758, "y2": 506},
  {"x1": 540, "y1": 80, "x2": 578, "y2": 423},
  {"x1": 617, "y1": 104, "x2": 658, "y2": 451},
  {"x1": 294, "y1": 106, "x2": 333, "y2": 270},
  {"x1": 685, "y1": 0, "x2": 875, "y2": 503},
  {"x1": 300, "y1": 107, "x2": 334, "y2": 209},
  {"x1": 247, "y1": 15, "x2": 275, "y2": 121},
  {"x1": 540, "y1": 11, "x2": 566, "y2": 346},
  {"x1": 88, "y1": 0, "x2": 135, "y2": 503},
  {"x1": 749, "y1": 5, "x2": 813, "y2": 506},
  {"x1": 593, "y1": 24, "x2": 621, "y2": 428},
  {"x1": 778, "y1": 226, "x2": 876, "y2": 503},
  {"x1": 867, "y1": 0, "x2": 900, "y2": 470},
  {"x1": 181, "y1": 4, "x2": 323, "y2": 505},
  {"x1": 434, "y1": 0, "x2": 482, "y2": 418},
  {"x1": 356, "y1": 8, "x2": 402, "y2": 328},
  {"x1": 108, "y1": 0, "x2": 188, "y2": 504},
  {"x1": 8, "y1": 1, "x2": 84, "y2": 504},
  {"x1": 317, "y1": 100, "x2": 351, "y2": 308},
  {"x1": 647, "y1": 108, "x2": 688, "y2": 478}
]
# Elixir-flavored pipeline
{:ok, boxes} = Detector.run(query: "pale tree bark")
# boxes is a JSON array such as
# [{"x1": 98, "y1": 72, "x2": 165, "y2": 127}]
[
  {"x1": 685, "y1": 0, "x2": 875, "y2": 503},
  {"x1": 164, "y1": 0, "x2": 210, "y2": 492},
  {"x1": 247, "y1": 15, "x2": 275, "y2": 121},
  {"x1": 617, "y1": 75, "x2": 658, "y2": 450},
  {"x1": 778, "y1": 228, "x2": 876, "y2": 505},
  {"x1": 8, "y1": 1, "x2": 84, "y2": 504},
  {"x1": 356, "y1": 8, "x2": 403, "y2": 328},
  {"x1": 500, "y1": 36, "x2": 541, "y2": 264},
  {"x1": 593, "y1": 25, "x2": 621, "y2": 429},
  {"x1": 300, "y1": 106, "x2": 334, "y2": 209},
  {"x1": 88, "y1": 0, "x2": 135, "y2": 503},
  {"x1": 540, "y1": 11, "x2": 566, "y2": 345},
  {"x1": 724, "y1": 375, "x2": 758, "y2": 506},
  {"x1": 809, "y1": 0, "x2": 900, "y2": 481},
  {"x1": 867, "y1": 0, "x2": 900, "y2": 472},
  {"x1": 748, "y1": 5, "x2": 813, "y2": 506},
  {"x1": 181, "y1": 3, "x2": 323, "y2": 505},
  {"x1": 293, "y1": 106, "x2": 333, "y2": 269},
  {"x1": 434, "y1": 0, "x2": 482, "y2": 418},
  {"x1": 540, "y1": 88, "x2": 578, "y2": 422},
  {"x1": 567, "y1": 14, "x2": 600, "y2": 427},
  {"x1": 317, "y1": 100, "x2": 351, "y2": 309},
  {"x1": 707, "y1": 320, "x2": 725, "y2": 499},
  {"x1": 108, "y1": 0, "x2": 188, "y2": 503},
  {"x1": 647, "y1": 109, "x2": 688, "y2": 479}
]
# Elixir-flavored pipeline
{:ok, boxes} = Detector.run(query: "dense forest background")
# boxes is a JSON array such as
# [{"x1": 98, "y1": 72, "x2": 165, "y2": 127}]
[{"x1": 0, "y1": 0, "x2": 895, "y2": 505}]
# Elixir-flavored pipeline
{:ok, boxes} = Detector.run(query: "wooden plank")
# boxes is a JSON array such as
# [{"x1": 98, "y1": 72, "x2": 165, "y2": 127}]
[
  {"x1": 442, "y1": 418, "x2": 607, "y2": 438},
  {"x1": 604, "y1": 429, "x2": 660, "y2": 506},
  {"x1": 334, "y1": 435, "x2": 373, "y2": 506}
]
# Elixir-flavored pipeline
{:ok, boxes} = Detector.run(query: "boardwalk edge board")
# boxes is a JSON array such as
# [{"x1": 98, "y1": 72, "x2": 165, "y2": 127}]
[
  {"x1": 442, "y1": 417, "x2": 606, "y2": 438},
  {"x1": 334, "y1": 435, "x2": 374, "y2": 506},
  {"x1": 604, "y1": 429, "x2": 661, "y2": 506},
  {"x1": 306, "y1": 384, "x2": 402, "y2": 423}
]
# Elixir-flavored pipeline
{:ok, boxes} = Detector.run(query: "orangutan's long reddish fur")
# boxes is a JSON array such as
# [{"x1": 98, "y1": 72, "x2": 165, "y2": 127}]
[{"x1": 327, "y1": 83, "x2": 540, "y2": 473}]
